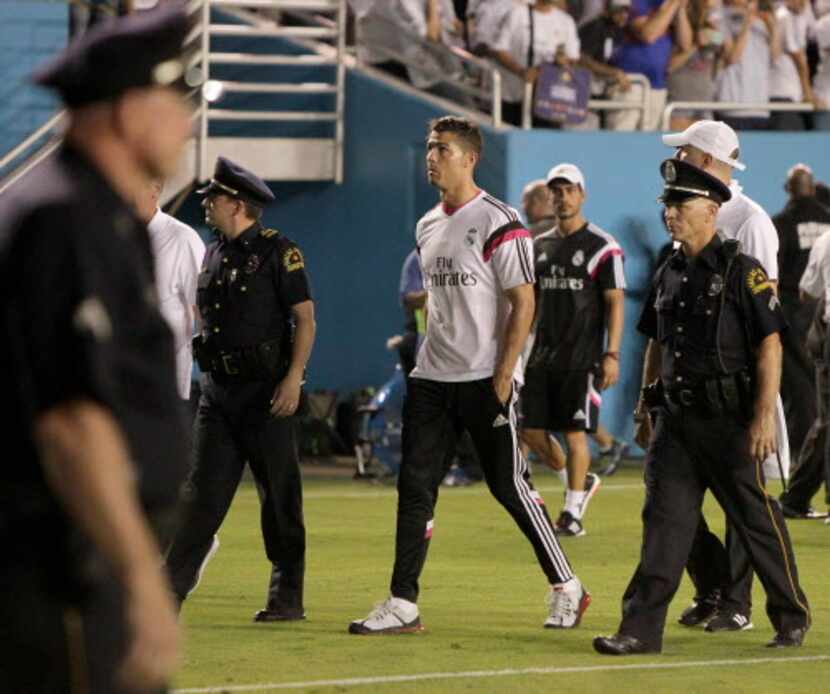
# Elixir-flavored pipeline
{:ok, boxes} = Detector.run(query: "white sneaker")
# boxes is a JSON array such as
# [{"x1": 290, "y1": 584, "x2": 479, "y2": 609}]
[
  {"x1": 544, "y1": 578, "x2": 591, "y2": 629},
  {"x1": 348, "y1": 596, "x2": 423, "y2": 635},
  {"x1": 187, "y1": 535, "x2": 220, "y2": 597}
]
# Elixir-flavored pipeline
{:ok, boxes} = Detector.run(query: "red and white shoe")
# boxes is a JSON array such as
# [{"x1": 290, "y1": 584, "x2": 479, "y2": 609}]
[{"x1": 544, "y1": 578, "x2": 591, "y2": 629}]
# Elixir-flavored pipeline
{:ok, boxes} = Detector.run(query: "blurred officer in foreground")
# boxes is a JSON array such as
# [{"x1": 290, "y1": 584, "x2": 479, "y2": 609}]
[
  {"x1": 0, "y1": 5, "x2": 194, "y2": 693},
  {"x1": 165, "y1": 156, "x2": 315, "y2": 623},
  {"x1": 594, "y1": 159, "x2": 810, "y2": 655}
]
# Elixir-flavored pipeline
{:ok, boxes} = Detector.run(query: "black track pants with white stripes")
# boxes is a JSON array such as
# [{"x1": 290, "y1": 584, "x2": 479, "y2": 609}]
[{"x1": 390, "y1": 377, "x2": 574, "y2": 602}]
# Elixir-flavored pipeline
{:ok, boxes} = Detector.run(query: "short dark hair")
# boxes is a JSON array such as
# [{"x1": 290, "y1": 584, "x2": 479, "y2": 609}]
[
  {"x1": 428, "y1": 116, "x2": 483, "y2": 158},
  {"x1": 242, "y1": 201, "x2": 263, "y2": 220}
]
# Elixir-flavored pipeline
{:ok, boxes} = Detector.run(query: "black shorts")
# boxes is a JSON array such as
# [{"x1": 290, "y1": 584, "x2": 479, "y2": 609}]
[{"x1": 522, "y1": 367, "x2": 601, "y2": 433}]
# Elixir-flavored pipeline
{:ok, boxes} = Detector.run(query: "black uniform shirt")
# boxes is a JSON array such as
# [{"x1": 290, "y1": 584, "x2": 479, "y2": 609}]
[
  {"x1": 197, "y1": 222, "x2": 312, "y2": 352},
  {"x1": 0, "y1": 145, "x2": 188, "y2": 532},
  {"x1": 529, "y1": 223, "x2": 625, "y2": 370},
  {"x1": 638, "y1": 234, "x2": 787, "y2": 385},
  {"x1": 774, "y1": 197, "x2": 830, "y2": 296}
]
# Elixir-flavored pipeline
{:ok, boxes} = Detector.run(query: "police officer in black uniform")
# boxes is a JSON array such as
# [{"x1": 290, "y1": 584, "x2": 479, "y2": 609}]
[
  {"x1": 593, "y1": 159, "x2": 811, "y2": 656},
  {"x1": 0, "y1": 6, "x2": 193, "y2": 692},
  {"x1": 166, "y1": 156, "x2": 316, "y2": 622}
]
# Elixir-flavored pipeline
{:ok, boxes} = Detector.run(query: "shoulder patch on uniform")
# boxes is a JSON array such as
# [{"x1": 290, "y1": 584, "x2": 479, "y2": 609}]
[
  {"x1": 259, "y1": 227, "x2": 279, "y2": 239},
  {"x1": 283, "y1": 246, "x2": 304, "y2": 272},
  {"x1": 746, "y1": 266, "x2": 772, "y2": 295}
]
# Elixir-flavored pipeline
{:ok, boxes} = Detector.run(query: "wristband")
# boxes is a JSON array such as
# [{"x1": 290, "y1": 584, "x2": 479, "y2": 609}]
[{"x1": 603, "y1": 351, "x2": 620, "y2": 361}]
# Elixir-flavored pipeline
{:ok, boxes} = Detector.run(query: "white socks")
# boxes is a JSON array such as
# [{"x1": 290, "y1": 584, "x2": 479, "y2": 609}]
[
  {"x1": 557, "y1": 468, "x2": 569, "y2": 486},
  {"x1": 565, "y1": 490, "x2": 586, "y2": 519}
]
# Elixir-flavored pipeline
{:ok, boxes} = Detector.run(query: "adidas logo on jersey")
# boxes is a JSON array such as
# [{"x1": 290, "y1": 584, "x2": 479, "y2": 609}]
[
  {"x1": 573, "y1": 409, "x2": 587, "y2": 421},
  {"x1": 492, "y1": 413, "x2": 509, "y2": 428}
]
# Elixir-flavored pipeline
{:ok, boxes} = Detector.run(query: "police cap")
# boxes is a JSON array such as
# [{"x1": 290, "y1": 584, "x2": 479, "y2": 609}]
[
  {"x1": 658, "y1": 159, "x2": 732, "y2": 206},
  {"x1": 32, "y1": 3, "x2": 192, "y2": 107},
  {"x1": 196, "y1": 157, "x2": 276, "y2": 207}
]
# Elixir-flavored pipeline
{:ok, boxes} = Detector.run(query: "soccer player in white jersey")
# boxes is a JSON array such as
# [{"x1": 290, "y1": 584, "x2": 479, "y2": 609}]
[
  {"x1": 647, "y1": 120, "x2": 790, "y2": 633},
  {"x1": 349, "y1": 116, "x2": 589, "y2": 635}
]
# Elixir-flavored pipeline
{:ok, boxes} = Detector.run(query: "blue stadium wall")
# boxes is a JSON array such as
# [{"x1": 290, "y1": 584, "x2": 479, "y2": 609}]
[
  {"x1": 503, "y1": 130, "x2": 830, "y2": 444},
  {"x1": 3, "y1": 6, "x2": 830, "y2": 445},
  {"x1": 0, "y1": 1, "x2": 65, "y2": 156},
  {"x1": 178, "y1": 72, "x2": 830, "y2": 447}
]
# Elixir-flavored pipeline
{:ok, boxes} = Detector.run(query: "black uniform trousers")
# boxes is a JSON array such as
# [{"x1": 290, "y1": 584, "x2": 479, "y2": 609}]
[
  {"x1": 780, "y1": 293, "x2": 817, "y2": 458},
  {"x1": 684, "y1": 513, "x2": 754, "y2": 614},
  {"x1": 390, "y1": 377, "x2": 574, "y2": 602},
  {"x1": 619, "y1": 406, "x2": 809, "y2": 651},
  {"x1": 781, "y1": 414, "x2": 830, "y2": 510},
  {"x1": 166, "y1": 375, "x2": 305, "y2": 608},
  {"x1": 781, "y1": 353, "x2": 830, "y2": 511}
]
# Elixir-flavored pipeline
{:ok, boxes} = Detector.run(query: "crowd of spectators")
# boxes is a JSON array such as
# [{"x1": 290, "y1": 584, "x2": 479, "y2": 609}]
[{"x1": 350, "y1": 0, "x2": 830, "y2": 131}]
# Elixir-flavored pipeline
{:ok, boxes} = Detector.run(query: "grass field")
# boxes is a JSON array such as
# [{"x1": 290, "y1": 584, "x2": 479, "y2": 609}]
[{"x1": 173, "y1": 466, "x2": 829, "y2": 693}]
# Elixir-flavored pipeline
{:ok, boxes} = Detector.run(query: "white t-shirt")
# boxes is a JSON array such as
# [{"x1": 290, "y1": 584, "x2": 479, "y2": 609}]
[
  {"x1": 717, "y1": 180, "x2": 779, "y2": 280},
  {"x1": 411, "y1": 190, "x2": 534, "y2": 383},
  {"x1": 148, "y1": 210, "x2": 206, "y2": 399},
  {"x1": 717, "y1": 10, "x2": 772, "y2": 118},
  {"x1": 715, "y1": 180, "x2": 788, "y2": 478},
  {"x1": 800, "y1": 229, "x2": 830, "y2": 321},
  {"x1": 467, "y1": 0, "x2": 521, "y2": 51},
  {"x1": 492, "y1": 5, "x2": 581, "y2": 102},
  {"x1": 769, "y1": 6, "x2": 809, "y2": 101}
]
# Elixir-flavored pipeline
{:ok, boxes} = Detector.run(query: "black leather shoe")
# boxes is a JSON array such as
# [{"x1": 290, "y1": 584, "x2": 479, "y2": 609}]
[
  {"x1": 678, "y1": 599, "x2": 719, "y2": 627},
  {"x1": 593, "y1": 634, "x2": 659, "y2": 655},
  {"x1": 253, "y1": 605, "x2": 306, "y2": 622},
  {"x1": 766, "y1": 627, "x2": 807, "y2": 648}
]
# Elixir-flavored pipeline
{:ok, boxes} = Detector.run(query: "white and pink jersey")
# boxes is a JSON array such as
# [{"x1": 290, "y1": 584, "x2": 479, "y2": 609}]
[{"x1": 410, "y1": 190, "x2": 534, "y2": 383}]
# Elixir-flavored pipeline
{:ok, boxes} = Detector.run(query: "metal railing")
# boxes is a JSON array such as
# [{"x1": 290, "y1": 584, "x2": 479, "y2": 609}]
[
  {"x1": 200, "y1": 0, "x2": 347, "y2": 182},
  {"x1": 0, "y1": 111, "x2": 67, "y2": 195},
  {"x1": 522, "y1": 74, "x2": 651, "y2": 130},
  {"x1": 661, "y1": 100, "x2": 815, "y2": 130},
  {"x1": 352, "y1": 14, "x2": 504, "y2": 127}
]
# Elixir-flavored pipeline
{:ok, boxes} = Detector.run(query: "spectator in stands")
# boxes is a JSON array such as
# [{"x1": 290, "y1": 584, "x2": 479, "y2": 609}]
[
  {"x1": 666, "y1": 0, "x2": 730, "y2": 131},
  {"x1": 491, "y1": 0, "x2": 582, "y2": 126},
  {"x1": 579, "y1": 0, "x2": 612, "y2": 26},
  {"x1": 356, "y1": 0, "x2": 466, "y2": 94},
  {"x1": 768, "y1": 0, "x2": 816, "y2": 130},
  {"x1": 579, "y1": 0, "x2": 634, "y2": 126},
  {"x1": 715, "y1": 0, "x2": 780, "y2": 131},
  {"x1": 466, "y1": 0, "x2": 517, "y2": 54},
  {"x1": 812, "y1": 10, "x2": 830, "y2": 128},
  {"x1": 605, "y1": 0, "x2": 693, "y2": 131}
]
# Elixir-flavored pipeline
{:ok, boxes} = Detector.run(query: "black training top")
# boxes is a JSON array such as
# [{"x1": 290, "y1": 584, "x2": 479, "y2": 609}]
[
  {"x1": 638, "y1": 234, "x2": 787, "y2": 385},
  {"x1": 774, "y1": 197, "x2": 830, "y2": 296},
  {"x1": 528, "y1": 223, "x2": 625, "y2": 371},
  {"x1": 0, "y1": 145, "x2": 188, "y2": 539}
]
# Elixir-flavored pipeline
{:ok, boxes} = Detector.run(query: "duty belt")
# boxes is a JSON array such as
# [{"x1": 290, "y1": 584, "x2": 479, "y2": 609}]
[
  {"x1": 664, "y1": 370, "x2": 752, "y2": 418},
  {"x1": 201, "y1": 338, "x2": 285, "y2": 381}
]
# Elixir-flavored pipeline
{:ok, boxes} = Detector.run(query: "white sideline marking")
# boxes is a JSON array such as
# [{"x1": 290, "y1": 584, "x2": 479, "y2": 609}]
[
  {"x1": 174, "y1": 655, "x2": 830, "y2": 693},
  {"x1": 303, "y1": 483, "x2": 642, "y2": 500}
]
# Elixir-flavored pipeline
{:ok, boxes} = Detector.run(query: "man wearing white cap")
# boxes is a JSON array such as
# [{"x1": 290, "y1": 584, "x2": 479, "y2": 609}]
[
  {"x1": 522, "y1": 163, "x2": 626, "y2": 537},
  {"x1": 644, "y1": 119, "x2": 791, "y2": 634}
]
